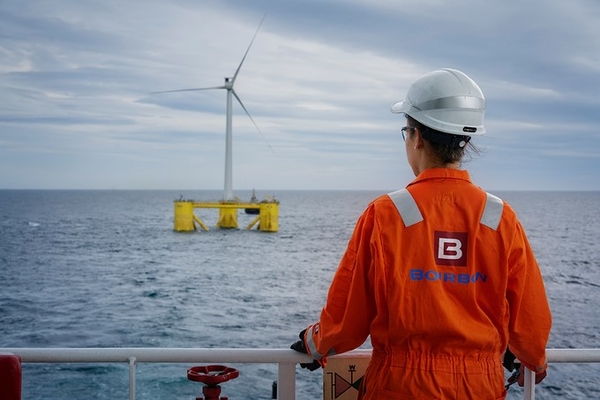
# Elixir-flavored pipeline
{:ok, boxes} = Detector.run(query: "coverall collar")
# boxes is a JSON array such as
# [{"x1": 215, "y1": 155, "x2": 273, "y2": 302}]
[{"x1": 407, "y1": 168, "x2": 472, "y2": 188}]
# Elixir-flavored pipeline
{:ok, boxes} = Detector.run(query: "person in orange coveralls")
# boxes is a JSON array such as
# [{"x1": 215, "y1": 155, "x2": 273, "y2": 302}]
[{"x1": 291, "y1": 68, "x2": 552, "y2": 399}]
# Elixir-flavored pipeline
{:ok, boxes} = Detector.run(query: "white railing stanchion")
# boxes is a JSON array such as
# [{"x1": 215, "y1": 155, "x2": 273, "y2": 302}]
[
  {"x1": 523, "y1": 367, "x2": 535, "y2": 400},
  {"x1": 278, "y1": 362, "x2": 296, "y2": 400},
  {"x1": 128, "y1": 356, "x2": 137, "y2": 400}
]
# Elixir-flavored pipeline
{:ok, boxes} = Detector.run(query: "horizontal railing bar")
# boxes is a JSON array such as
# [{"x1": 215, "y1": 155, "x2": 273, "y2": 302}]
[
  {"x1": 2, "y1": 348, "x2": 313, "y2": 364},
  {"x1": 3, "y1": 347, "x2": 600, "y2": 400},
  {"x1": 546, "y1": 348, "x2": 600, "y2": 363},
  {"x1": 3, "y1": 348, "x2": 599, "y2": 364}
]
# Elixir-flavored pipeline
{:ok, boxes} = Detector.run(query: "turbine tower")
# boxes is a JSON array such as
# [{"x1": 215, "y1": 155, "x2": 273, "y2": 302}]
[{"x1": 152, "y1": 14, "x2": 266, "y2": 201}]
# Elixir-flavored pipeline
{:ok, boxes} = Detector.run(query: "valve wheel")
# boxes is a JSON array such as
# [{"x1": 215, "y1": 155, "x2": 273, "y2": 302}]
[{"x1": 187, "y1": 365, "x2": 239, "y2": 385}]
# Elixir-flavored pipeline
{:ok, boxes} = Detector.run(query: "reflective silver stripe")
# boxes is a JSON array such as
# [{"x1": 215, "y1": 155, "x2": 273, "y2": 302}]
[
  {"x1": 388, "y1": 189, "x2": 423, "y2": 227},
  {"x1": 480, "y1": 192, "x2": 504, "y2": 231},
  {"x1": 305, "y1": 325, "x2": 323, "y2": 359},
  {"x1": 416, "y1": 95, "x2": 485, "y2": 111}
]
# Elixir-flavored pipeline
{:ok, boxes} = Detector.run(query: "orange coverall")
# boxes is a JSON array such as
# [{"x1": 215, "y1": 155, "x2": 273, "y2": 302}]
[{"x1": 303, "y1": 168, "x2": 551, "y2": 399}]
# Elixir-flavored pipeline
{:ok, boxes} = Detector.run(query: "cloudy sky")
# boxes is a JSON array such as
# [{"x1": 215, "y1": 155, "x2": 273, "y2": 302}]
[{"x1": 1, "y1": 0, "x2": 599, "y2": 192}]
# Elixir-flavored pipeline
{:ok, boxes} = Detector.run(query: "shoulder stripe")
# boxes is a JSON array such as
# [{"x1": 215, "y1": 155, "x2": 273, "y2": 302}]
[
  {"x1": 480, "y1": 192, "x2": 504, "y2": 231},
  {"x1": 388, "y1": 189, "x2": 423, "y2": 227}
]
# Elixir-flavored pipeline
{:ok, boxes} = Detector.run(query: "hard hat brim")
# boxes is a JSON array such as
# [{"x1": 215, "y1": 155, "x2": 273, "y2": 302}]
[{"x1": 390, "y1": 100, "x2": 409, "y2": 114}]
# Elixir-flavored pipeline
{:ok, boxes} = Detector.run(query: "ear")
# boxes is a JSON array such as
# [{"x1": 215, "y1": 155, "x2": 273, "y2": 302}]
[{"x1": 414, "y1": 127, "x2": 424, "y2": 149}]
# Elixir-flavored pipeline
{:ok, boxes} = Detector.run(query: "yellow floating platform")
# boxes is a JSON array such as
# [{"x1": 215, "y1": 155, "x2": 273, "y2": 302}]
[{"x1": 173, "y1": 199, "x2": 279, "y2": 232}]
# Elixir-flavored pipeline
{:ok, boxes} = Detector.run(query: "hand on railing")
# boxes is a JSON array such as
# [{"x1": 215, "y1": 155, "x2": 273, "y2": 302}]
[
  {"x1": 290, "y1": 329, "x2": 322, "y2": 371},
  {"x1": 503, "y1": 349, "x2": 547, "y2": 389},
  {"x1": 505, "y1": 362, "x2": 547, "y2": 389},
  {"x1": 515, "y1": 364, "x2": 547, "y2": 387}
]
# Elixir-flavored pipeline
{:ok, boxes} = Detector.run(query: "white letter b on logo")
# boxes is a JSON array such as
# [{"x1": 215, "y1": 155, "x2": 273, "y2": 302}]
[{"x1": 438, "y1": 238, "x2": 462, "y2": 260}]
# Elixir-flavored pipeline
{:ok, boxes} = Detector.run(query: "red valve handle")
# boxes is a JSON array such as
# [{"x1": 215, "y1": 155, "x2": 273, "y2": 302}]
[{"x1": 187, "y1": 365, "x2": 239, "y2": 385}]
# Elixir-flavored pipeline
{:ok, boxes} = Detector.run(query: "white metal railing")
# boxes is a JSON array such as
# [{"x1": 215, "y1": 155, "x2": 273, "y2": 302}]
[{"x1": 2, "y1": 347, "x2": 600, "y2": 400}]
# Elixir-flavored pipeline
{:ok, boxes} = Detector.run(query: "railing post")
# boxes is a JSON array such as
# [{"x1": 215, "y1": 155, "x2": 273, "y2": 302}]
[
  {"x1": 523, "y1": 367, "x2": 535, "y2": 400},
  {"x1": 277, "y1": 362, "x2": 296, "y2": 400},
  {"x1": 128, "y1": 356, "x2": 137, "y2": 400}
]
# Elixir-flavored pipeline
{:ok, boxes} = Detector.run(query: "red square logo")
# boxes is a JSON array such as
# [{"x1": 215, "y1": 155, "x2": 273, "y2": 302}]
[{"x1": 434, "y1": 231, "x2": 468, "y2": 266}]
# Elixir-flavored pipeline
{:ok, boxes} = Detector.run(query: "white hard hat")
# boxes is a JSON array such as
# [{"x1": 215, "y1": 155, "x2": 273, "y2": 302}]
[{"x1": 391, "y1": 68, "x2": 486, "y2": 136}]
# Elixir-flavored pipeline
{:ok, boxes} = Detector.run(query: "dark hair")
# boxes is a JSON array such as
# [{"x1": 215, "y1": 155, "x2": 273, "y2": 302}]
[{"x1": 406, "y1": 115, "x2": 479, "y2": 164}]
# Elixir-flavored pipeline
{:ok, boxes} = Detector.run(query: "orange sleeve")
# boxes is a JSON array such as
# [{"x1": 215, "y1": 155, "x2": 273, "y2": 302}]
[
  {"x1": 306, "y1": 205, "x2": 378, "y2": 359},
  {"x1": 506, "y1": 221, "x2": 552, "y2": 372}
]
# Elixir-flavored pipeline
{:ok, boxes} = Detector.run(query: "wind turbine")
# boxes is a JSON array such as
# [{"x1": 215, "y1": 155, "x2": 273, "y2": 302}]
[{"x1": 152, "y1": 14, "x2": 267, "y2": 202}]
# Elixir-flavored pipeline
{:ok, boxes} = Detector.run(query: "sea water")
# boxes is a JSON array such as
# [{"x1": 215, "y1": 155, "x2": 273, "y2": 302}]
[{"x1": 0, "y1": 190, "x2": 599, "y2": 399}]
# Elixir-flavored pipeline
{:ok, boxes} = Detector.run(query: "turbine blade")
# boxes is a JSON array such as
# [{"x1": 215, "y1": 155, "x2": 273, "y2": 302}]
[
  {"x1": 233, "y1": 89, "x2": 275, "y2": 155},
  {"x1": 150, "y1": 86, "x2": 226, "y2": 95},
  {"x1": 232, "y1": 13, "x2": 267, "y2": 84}
]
